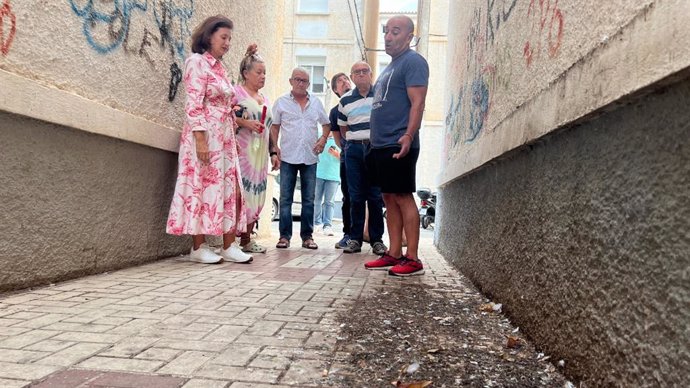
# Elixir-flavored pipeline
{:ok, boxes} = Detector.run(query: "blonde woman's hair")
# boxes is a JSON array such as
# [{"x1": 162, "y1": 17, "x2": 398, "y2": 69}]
[{"x1": 239, "y1": 44, "x2": 264, "y2": 82}]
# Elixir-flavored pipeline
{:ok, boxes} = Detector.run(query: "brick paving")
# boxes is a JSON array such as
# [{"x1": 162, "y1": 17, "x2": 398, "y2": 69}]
[{"x1": 0, "y1": 225, "x2": 456, "y2": 387}]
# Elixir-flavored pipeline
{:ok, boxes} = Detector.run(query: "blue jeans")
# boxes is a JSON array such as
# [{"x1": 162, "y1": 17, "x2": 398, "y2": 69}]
[
  {"x1": 314, "y1": 178, "x2": 340, "y2": 227},
  {"x1": 279, "y1": 161, "x2": 317, "y2": 241},
  {"x1": 345, "y1": 142, "x2": 384, "y2": 244}
]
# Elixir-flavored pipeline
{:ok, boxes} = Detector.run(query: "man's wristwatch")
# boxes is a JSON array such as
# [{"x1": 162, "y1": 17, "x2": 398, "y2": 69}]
[{"x1": 269, "y1": 152, "x2": 278, "y2": 157}]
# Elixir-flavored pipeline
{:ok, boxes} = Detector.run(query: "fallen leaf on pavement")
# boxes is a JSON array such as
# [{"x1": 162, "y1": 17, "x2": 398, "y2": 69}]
[
  {"x1": 506, "y1": 335, "x2": 522, "y2": 349},
  {"x1": 479, "y1": 302, "x2": 503, "y2": 313}
]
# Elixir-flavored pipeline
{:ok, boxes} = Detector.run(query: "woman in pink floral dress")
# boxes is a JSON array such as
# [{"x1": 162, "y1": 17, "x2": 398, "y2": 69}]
[{"x1": 166, "y1": 16, "x2": 252, "y2": 264}]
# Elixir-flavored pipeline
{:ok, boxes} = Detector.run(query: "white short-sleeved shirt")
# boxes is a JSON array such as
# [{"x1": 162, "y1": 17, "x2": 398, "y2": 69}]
[{"x1": 272, "y1": 92, "x2": 330, "y2": 165}]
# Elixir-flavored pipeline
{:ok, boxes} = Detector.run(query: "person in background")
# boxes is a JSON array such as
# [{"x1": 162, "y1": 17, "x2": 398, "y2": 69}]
[
  {"x1": 329, "y1": 73, "x2": 353, "y2": 248},
  {"x1": 270, "y1": 68, "x2": 331, "y2": 250},
  {"x1": 166, "y1": 15, "x2": 252, "y2": 264},
  {"x1": 364, "y1": 15, "x2": 429, "y2": 276},
  {"x1": 314, "y1": 135, "x2": 341, "y2": 235},
  {"x1": 232, "y1": 44, "x2": 276, "y2": 254},
  {"x1": 338, "y1": 61, "x2": 387, "y2": 256}
]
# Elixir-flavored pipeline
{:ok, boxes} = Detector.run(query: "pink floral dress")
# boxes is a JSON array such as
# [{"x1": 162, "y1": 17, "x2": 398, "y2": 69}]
[{"x1": 166, "y1": 52, "x2": 247, "y2": 236}]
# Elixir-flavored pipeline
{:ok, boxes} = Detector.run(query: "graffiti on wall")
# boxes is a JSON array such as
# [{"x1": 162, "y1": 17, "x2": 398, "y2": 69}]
[
  {"x1": 466, "y1": 8, "x2": 483, "y2": 67},
  {"x1": 68, "y1": 0, "x2": 195, "y2": 101},
  {"x1": 523, "y1": 0, "x2": 564, "y2": 67},
  {"x1": 129, "y1": 27, "x2": 160, "y2": 66},
  {"x1": 449, "y1": 0, "x2": 520, "y2": 151},
  {"x1": 69, "y1": 0, "x2": 146, "y2": 55},
  {"x1": 444, "y1": 0, "x2": 566, "y2": 158},
  {"x1": 486, "y1": 0, "x2": 518, "y2": 45},
  {"x1": 168, "y1": 62, "x2": 182, "y2": 102},
  {"x1": 69, "y1": 0, "x2": 193, "y2": 60},
  {"x1": 0, "y1": 0, "x2": 16, "y2": 56}
]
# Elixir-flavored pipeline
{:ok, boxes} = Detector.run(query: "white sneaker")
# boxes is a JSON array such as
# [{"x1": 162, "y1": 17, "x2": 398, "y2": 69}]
[
  {"x1": 322, "y1": 225, "x2": 334, "y2": 236},
  {"x1": 314, "y1": 225, "x2": 324, "y2": 235},
  {"x1": 221, "y1": 243, "x2": 253, "y2": 263},
  {"x1": 189, "y1": 244, "x2": 222, "y2": 264}
]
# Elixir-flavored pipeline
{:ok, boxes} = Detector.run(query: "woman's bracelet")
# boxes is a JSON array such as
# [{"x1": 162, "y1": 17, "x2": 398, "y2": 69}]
[{"x1": 402, "y1": 133, "x2": 413, "y2": 140}]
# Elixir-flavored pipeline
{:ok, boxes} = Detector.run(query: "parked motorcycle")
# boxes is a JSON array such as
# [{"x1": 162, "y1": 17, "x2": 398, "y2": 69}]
[{"x1": 416, "y1": 188, "x2": 436, "y2": 229}]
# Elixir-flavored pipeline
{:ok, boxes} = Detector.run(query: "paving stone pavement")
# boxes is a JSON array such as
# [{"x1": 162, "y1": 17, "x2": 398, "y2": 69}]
[{"x1": 0, "y1": 225, "x2": 455, "y2": 387}]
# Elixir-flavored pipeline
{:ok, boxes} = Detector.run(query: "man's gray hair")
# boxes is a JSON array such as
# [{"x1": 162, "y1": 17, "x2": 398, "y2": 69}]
[
  {"x1": 350, "y1": 61, "x2": 372, "y2": 73},
  {"x1": 291, "y1": 67, "x2": 310, "y2": 79}
]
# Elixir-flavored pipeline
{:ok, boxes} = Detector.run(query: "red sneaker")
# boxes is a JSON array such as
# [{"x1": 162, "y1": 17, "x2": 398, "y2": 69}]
[
  {"x1": 364, "y1": 253, "x2": 402, "y2": 270},
  {"x1": 388, "y1": 257, "x2": 425, "y2": 277}
]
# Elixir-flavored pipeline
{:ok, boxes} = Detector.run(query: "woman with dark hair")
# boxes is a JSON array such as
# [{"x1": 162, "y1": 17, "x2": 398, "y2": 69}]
[
  {"x1": 166, "y1": 15, "x2": 253, "y2": 264},
  {"x1": 232, "y1": 44, "x2": 275, "y2": 254}
]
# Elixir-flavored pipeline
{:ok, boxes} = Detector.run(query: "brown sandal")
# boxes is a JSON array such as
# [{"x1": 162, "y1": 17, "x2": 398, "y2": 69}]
[
  {"x1": 302, "y1": 239, "x2": 318, "y2": 250},
  {"x1": 276, "y1": 238, "x2": 290, "y2": 249}
]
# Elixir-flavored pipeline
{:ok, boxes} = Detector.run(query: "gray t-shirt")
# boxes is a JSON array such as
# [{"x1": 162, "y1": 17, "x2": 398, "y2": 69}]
[{"x1": 370, "y1": 49, "x2": 429, "y2": 149}]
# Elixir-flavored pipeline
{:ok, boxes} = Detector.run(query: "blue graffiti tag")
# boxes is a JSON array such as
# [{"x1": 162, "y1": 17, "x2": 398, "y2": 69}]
[
  {"x1": 445, "y1": 91, "x2": 464, "y2": 148},
  {"x1": 69, "y1": 0, "x2": 193, "y2": 61},
  {"x1": 467, "y1": 76, "x2": 490, "y2": 142},
  {"x1": 69, "y1": 0, "x2": 148, "y2": 55}
]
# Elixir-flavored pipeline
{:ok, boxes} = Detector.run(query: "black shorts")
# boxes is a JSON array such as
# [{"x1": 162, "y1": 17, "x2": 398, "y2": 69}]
[{"x1": 366, "y1": 147, "x2": 420, "y2": 194}]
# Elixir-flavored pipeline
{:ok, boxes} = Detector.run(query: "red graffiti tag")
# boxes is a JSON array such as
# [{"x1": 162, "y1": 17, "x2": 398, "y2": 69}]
[
  {"x1": 0, "y1": 0, "x2": 16, "y2": 56},
  {"x1": 523, "y1": 42, "x2": 534, "y2": 67},
  {"x1": 523, "y1": 0, "x2": 564, "y2": 67},
  {"x1": 548, "y1": 7, "x2": 564, "y2": 57}
]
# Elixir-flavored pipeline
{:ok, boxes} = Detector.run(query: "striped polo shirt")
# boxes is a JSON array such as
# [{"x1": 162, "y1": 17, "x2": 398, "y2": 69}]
[{"x1": 337, "y1": 86, "x2": 374, "y2": 141}]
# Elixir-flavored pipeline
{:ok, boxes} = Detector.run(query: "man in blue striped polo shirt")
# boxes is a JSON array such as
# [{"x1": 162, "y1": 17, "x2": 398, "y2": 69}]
[{"x1": 337, "y1": 61, "x2": 387, "y2": 255}]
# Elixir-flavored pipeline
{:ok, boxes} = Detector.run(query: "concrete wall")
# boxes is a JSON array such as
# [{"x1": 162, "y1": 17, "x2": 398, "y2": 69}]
[
  {"x1": 0, "y1": 1, "x2": 285, "y2": 150},
  {"x1": 0, "y1": 1, "x2": 286, "y2": 291},
  {"x1": 437, "y1": 0, "x2": 690, "y2": 385},
  {"x1": 0, "y1": 111, "x2": 187, "y2": 292},
  {"x1": 440, "y1": 0, "x2": 690, "y2": 183},
  {"x1": 437, "y1": 75, "x2": 690, "y2": 387}
]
